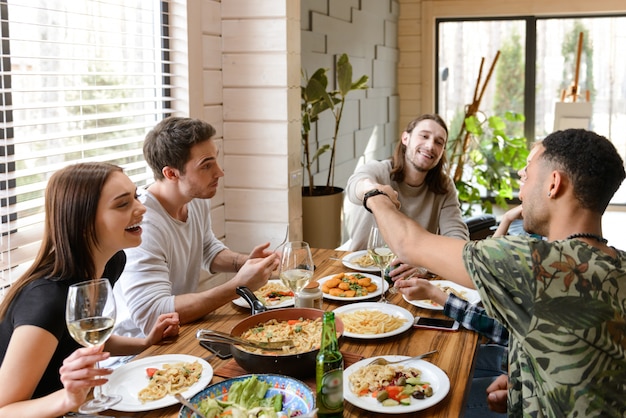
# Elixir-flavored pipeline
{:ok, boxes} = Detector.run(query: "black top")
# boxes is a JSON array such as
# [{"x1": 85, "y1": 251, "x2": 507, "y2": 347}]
[{"x1": 0, "y1": 251, "x2": 126, "y2": 397}]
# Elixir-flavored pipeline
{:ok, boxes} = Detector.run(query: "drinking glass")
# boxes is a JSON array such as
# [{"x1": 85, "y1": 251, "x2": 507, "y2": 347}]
[
  {"x1": 279, "y1": 241, "x2": 314, "y2": 307},
  {"x1": 66, "y1": 278, "x2": 121, "y2": 413},
  {"x1": 367, "y1": 226, "x2": 395, "y2": 303}
]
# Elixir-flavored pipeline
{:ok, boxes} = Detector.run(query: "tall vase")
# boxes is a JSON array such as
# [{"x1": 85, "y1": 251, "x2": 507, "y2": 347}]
[{"x1": 302, "y1": 186, "x2": 344, "y2": 249}]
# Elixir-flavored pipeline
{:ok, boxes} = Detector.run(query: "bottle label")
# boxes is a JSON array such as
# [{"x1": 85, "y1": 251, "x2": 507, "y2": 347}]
[{"x1": 318, "y1": 368, "x2": 343, "y2": 412}]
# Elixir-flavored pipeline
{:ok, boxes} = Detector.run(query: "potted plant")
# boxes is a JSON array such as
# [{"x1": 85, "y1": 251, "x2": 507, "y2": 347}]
[{"x1": 301, "y1": 54, "x2": 368, "y2": 248}]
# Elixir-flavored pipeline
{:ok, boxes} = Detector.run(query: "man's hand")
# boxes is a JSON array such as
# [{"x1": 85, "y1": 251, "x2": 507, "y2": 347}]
[
  {"x1": 234, "y1": 253, "x2": 280, "y2": 291},
  {"x1": 248, "y1": 242, "x2": 273, "y2": 259},
  {"x1": 486, "y1": 373, "x2": 508, "y2": 413},
  {"x1": 144, "y1": 312, "x2": 180, "y2": 346},
  {"x1": 394, "y1": 277, "x2": 447, "y2": 306}
]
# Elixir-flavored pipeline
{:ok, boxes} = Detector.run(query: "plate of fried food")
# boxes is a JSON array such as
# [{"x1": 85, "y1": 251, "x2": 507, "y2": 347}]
[
  {"x1": 232, "y1": 280, "x2": 295, "y2": 309},
  {"x1": 341, "y1": 250, "x2": 380, "y2": 272},
  {"x1": 103, "y1": 354, "x2": 213, "y2": 412},
  {"x1": 344, "y1": 355, "x2": 450, "y2": 414},
  {"x1": 318, "y1": 272, "x2": 388, "y2": 301},
  {"x1": 333, "y1": 302, "x2": 413, "y2": 339},
  {"x1": 403, "y1": 280, "x2": 481, "y2": 310}
]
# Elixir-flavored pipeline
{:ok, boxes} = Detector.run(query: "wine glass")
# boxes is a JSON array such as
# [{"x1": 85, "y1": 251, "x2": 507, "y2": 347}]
[
  {"x1": 66, "y1": 278, "x2": 121, "y2": 413},
  {"x1": 279, "y1": 241, "x2": 314, "y2": 307},
  {"x1": 367, "y1": 226, "x2": 396, "y2": 303}
]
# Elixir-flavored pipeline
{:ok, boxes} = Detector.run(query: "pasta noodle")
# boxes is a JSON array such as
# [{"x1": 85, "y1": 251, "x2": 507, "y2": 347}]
[
  {"x1": 349, "y1": 363, "x2": 423, "y2": 395},
  {"x1": 254, "y1": 281, "x2": 294, "y2": 306},
  {"x1": 338, "y1": 310, "x2": 407, "y2": 334},
  {"x1": 138, "y1": 361, "x2": 203, "y2": 403},
  {"x1": 352, "y1": 254, "x2": 375, "y2": 267},
  {"x1": 239, "y1": 317, "x2": 323, "y2": 355}
]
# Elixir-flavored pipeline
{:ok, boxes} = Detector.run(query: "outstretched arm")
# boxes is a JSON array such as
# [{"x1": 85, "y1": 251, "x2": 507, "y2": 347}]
[{"x1": 366, "y1": 191, "x2": 472, "y2": 288}]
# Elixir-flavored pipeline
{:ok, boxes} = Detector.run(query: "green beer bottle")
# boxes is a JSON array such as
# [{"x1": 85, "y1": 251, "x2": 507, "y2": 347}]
[{"x1": 316, "y1": 311, "x2": 344, "y2": 417}]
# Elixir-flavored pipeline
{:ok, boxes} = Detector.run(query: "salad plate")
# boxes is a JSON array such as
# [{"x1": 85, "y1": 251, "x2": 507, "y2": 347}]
[
  {"x1": 343, "y1": 355, "x2": 450, "y2": 414},
  {"x1": 178, "y1": 374, "x2": 315, "y2": 418}
]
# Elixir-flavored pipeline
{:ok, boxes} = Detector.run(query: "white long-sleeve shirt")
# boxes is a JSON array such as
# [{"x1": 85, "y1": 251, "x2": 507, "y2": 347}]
[
  {"x1": 345, "y1": 159, "x2": 469, "y2": 250},
  {"x1": 113, "y1": 189, "x2": 227, "y2": 337}
]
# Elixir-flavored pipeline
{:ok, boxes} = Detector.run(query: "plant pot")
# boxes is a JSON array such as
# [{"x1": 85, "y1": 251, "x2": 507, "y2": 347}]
[{"x1": 302, "y1": 186, "x2": 343, "y2": 249}]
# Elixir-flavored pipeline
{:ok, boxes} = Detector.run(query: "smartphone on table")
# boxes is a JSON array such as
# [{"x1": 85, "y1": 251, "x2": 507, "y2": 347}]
[
  {"x1": 413, "y1": 316, "x2": 460, "y2": 331},
  {"x1": 199, "y1": 341, "x2": 233, "y2": 359}
]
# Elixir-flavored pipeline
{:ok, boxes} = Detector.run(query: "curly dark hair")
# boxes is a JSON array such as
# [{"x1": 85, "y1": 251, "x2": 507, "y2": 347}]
[
  {"x1": 390, "y1": 113, "x2": 451, "y2": 194},
  {"x1": 144, "y1": 117, "x2": 216, "y2": 180},
  {"x1": 541, "y1": 129, "x2": 625, "y2": 213}
]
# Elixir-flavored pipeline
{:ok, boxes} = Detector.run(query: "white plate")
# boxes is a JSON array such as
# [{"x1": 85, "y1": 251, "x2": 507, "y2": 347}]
[
  {"x1": 318, "y1": 273, "x2": 388, "y2": 301},
  {"x1": 341, "y1": 250, "x2": 380, "y2": 272},
  {"x1": 232, "y1": 280, "x2": 295, "y2": 309},
  {"x1": 104, "y1": 354, "x2": 213, "y2": 412},
  {"x1": 333, "y1": 302, "x2": 413, "y2": 339},
  {"x1": 344, "y1": 355, "x2": 450, "y2": 414},
  {"x1": 403, "y1": 280, "x2": 481, "y2": 311}
]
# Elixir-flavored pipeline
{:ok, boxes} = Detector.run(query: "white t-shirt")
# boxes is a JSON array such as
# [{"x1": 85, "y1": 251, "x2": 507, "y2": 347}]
[
  {"x1": 113, "y1": 189, "x2": 227, "y2": 337},
  {"x1": 345, "y1": 159, "x2": 469, "y2": 250}
]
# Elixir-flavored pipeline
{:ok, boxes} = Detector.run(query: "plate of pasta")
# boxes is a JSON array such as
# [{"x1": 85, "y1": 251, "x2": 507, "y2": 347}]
[
  {"x1": 403, "y1": 280, "x2": 480, "y2": 311},
  {"x1": 341, "y1": 250, "x2": 380, "y2": 272},
  {"x1": 103, "y1": 354, "x2": 213, "y2": 412},
  {"x1": 344, "y1": 355, "x2": 450, "y2": 413},
  {"x1": 319, "y1": 272, "x2": 388, "y2": 301},
  {"x1": 333, "y1": 302, "x2": 413, "y2": 339},
  {"x1": 232, "y1": 280, "x2": 295, "y2": 309}
]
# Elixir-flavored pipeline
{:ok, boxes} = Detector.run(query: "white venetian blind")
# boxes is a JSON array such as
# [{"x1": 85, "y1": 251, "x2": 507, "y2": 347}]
[{"x1": 0, "y1": 0, "x2": 178, "y2": 291}]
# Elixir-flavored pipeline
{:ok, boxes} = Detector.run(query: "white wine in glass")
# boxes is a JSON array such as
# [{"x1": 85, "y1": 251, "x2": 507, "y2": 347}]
[
  {"x1": 367, "y1": 226, "x2": 395, "y2": 303},
  {"x1": 66, "y1": 278, "x2": 121, "y2": 413},
  {"x1": 279, "y1": 241, "x2": 314, "y2": 307}
]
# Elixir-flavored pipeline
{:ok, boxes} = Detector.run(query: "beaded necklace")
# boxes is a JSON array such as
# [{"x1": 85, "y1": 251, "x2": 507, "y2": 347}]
[{"x1": 566, "y1": 232, "x2": 608, "y2": 244}]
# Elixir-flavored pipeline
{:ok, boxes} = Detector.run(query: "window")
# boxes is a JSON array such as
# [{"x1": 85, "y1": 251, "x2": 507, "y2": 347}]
[
  {"x1": 1, "y1": 0, "x2": 176, "y2": 291},
  {"x1": 436, "y1": 14, "x2": 626, "y2": 204}
]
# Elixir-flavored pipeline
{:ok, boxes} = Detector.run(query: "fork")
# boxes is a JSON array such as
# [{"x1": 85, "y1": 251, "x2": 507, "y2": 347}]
[
  {"x1": 273, "y1": 224, "x2": 289, "y2": 252},
  {"x1": 365, "y1": 349, "x2": 437, "y2": 367},
  {"x1": 175, "y1": 393, "x2": 208, "y2": 418}
]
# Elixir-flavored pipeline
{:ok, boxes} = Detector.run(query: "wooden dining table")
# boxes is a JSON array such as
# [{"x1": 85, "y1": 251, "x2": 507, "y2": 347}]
[{"x1": 102, "y1": 248, "x2": 480, "y2": 418}]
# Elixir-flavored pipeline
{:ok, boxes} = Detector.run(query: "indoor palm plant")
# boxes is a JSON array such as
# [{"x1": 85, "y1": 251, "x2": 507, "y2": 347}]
[
  {"x1": 301, "y1": 53, "x2": 368, "y2": 196},
  {"x1": 300, "y1": 53, "x2": 368, "y2": 247}
]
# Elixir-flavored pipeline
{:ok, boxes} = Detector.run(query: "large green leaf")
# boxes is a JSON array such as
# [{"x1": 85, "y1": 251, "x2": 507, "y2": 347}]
[
  {"x1": 336, "y1": 53, "x2": 352, "y2": 97},
  {"x1": 535, "y1": 296, "x2": 614, "y2": 329}
]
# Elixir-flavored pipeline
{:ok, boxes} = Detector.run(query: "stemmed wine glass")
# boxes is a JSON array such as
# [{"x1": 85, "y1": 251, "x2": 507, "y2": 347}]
[
  {"x1": 66, "y1": 278, "x2": 121, "y2": 413},
  {"x1": 279, "y1": 241, "x2": 314, "y2": 307},
  {"x1": 367, "y1": 226, "x2": 396, "y2": 303}
]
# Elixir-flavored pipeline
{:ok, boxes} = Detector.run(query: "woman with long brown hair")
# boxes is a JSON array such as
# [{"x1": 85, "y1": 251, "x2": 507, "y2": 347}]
[{"x1": 0, "y1": 162, "x2": 179, "y2": 417}]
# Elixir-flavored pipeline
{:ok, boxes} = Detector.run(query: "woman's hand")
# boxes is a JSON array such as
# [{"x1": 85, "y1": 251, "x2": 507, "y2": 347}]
[{"x1": 59, "y1": 345, "x2": 111, "y2": 411}]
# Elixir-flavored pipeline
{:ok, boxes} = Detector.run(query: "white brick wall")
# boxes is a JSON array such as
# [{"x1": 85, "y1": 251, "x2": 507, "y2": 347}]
[{"x1": 191, "y1": 0, "x2": 400, "y2": 288}]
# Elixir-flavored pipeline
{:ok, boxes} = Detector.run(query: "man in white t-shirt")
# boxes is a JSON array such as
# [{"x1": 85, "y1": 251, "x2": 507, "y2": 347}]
[
  {"x1": 344, "y1": 114, "x2": 468, "y2": 251},
  {"x1": 113, "y1": 117, "x2": 279, "y2": 337}
]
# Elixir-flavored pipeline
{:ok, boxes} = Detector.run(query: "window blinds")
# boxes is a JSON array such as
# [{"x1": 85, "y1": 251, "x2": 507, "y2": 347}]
[{"x1": 0, "y1": 0, "x2": 175, "y2": 290}]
